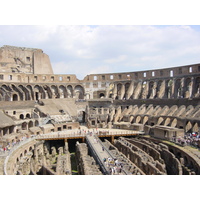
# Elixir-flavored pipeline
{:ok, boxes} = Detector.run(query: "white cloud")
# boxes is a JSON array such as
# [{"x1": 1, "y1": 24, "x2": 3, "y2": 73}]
[
  {"x1": 0, "y1": 25, "x2": 200, "y2": 79},
  {"x1": 104, "y1": 55, "x2": 127, "y2": 64}
]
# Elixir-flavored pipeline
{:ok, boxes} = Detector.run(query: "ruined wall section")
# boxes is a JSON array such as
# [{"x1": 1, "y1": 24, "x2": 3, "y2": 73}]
[
  {"x1": 75, "y1": 142, "x2": 102, "y2": 175},
  {"x1": 103, "y1": 139, "x2": 145, "y2": 175},
  {"x1": 0, "y1": 45, "x2": 53, "y2": 75},
  {"x1": 114, "y1": 137, "x2": 167, "y2": 175}
]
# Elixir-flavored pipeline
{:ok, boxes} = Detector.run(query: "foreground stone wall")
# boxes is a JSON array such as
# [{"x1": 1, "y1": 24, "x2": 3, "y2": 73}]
[{"x1": 75, "y1": 141, "x2": 102, "y2": 175}]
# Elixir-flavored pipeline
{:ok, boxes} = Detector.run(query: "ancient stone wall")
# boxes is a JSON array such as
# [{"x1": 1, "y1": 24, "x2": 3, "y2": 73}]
[
  {"x1": 0, "y1": 45, "x2": 53, "y2": 74},
  {"x1": 114, "y1": 137, "x2": 167, "y2": 175},
  {"x1": 75, "y1": 141, "x2": 102, "y2": 175}
]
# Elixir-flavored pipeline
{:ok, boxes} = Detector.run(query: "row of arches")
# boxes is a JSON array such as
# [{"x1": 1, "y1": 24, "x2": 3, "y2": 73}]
[
  {"x1": 0, "y1": 84, "x2": 85, "y2": 101},
  {"x1": 21, "y1": 120, "x2": 39, "y2": 130},
  {"x1": 111, "y1": 76, "x2": 200, "y2": 100},
  {"x1": 106, "y1": 104, "x2": 200, "y2": 133}
]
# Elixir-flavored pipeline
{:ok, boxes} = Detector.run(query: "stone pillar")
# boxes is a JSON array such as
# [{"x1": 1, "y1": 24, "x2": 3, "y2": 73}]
[
  {"x1": 120, "y1": 84, "x2": 125, "y2": 100},
  {"x1": 171, "y1": 79, "x2": 175, "y2": 98}
]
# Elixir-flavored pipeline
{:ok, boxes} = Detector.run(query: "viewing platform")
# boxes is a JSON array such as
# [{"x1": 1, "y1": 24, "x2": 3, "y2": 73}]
[{"x1": 36, "y1": 127, "x2": 144, "y2": 142}]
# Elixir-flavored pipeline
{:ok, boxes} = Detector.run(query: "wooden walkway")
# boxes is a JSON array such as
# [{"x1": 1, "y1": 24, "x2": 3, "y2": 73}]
[{"x1": 36, "y1": 127, "x2": 144, "y2": 141}]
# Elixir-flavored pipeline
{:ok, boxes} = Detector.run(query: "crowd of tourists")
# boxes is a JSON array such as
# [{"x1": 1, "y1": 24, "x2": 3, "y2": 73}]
[
  {"x1": 171, "y1": 132, "x2": 200, "y2": 148},
  {"x1": 0, "y1": 136, "x2": 32, "y2": 153},
  {"x1": 103, "y1": 157, "x2": 124, "y2": 175}
]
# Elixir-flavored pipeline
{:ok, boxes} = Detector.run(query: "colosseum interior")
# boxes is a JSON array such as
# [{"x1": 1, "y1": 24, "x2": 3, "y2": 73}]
[{"x1": 0, "y1": 45, "x2": 200, "y2": 175}]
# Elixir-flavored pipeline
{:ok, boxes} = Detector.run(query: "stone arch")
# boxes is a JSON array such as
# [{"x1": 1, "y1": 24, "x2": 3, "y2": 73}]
[
  {"x1": 185, "y1": 121, "x2": 192, "y2": 133},
  {"x1": 11, "y1": 84, "x2": 24, "y2": 101},
  {"x1": 194, "y1": 77, "x2": 200, "y2": 97},
  {"x1": 0, "y1": 85, "x2": 11, "y2": 101},
  {"x1": 2, "y1": 84, "x2": 12, "y2": 92},
  {"x1": 171, "y1": 118, "x2": 177, "y2": 128},
  {"x1": 26, "y1": 85, "x2": 34, "y2": 100},
  {"x1": 28, "y1": 121, "x2": 34, "y2": 128},
  {"x1": 77, "y1": 110, "x2": 86, "y2": 123},
  {"x1": 164, "y1": 117, "x2": 171, "y2": 126},
  {"x1": 22, "y1": 122, "x2": 28, "y2": 130},
  {"x1": 174, "y1": 79, "x2": 182, "y2": 98},
  {"x1": 26, "y1": 113, "x2": 31, "y2": 119},
  {"x1": 74, "y1": 85, "x2": 84, "y2": 99},
  {"x1": 13, "y1": 93, "x2": 18, "y2": 101},
  {"x1": 99, "y1": 93, "x2": 105, "y2": 98},
  {"x1": 156, "y1": 80, "x2": 165, "y2": 99},
  {"x1": 165, "y1": 79, "x2": 173, "y2": 98},
  {"x1": 148, "y1": 81, "x2": 156, "y2": 99},
  {"x1": 59, "y1": 85, "x2": 68, "y2": 98},
  {"x1": 124, "y1": 82, "x2": 130, "y2": 99},
  {"x1": 184, "y1": 77, "x2": 192, "y2": 98},
  {"x1": 29, "y1": 146, "x2": 33, "y2": 152},
  {"x1": 19, "y1": 114, "x2": 24, "y2": 120},
  {"x1": 192, "y1": 122, "x2": 199, "y2": 132},
  {"x1": 141, "y1": 81, "x2": 148, "y2": 99},
  {"x1": 67, "y1": 85, "x2": 73, "y2": 98},
  {"x1": 34, "y1": 85, "x2": 46, "y2": 100},
  {"x1": 157, "y1": 117, "x2": 164, "y2": 125},
  {"x1": 18, "y1": 85, "x2": 31, "y2": 100},
  {"x1": 143, "y1": 116, "x2": 149, "y2": 125},
  {"x1": 135, "y1": 116, "x2": 141, "y2": 123},
  {"x1": 116, "y1": 83, "x2": 123, "y2": 100},
  {"x1": 35, "y1": 120, "x2": 39, "y2": 127},
  {"x1": 43, "y1": 85, "x2": 52, "y2": 99},
  {"x1": 51, "y1": 85, "x2": 60, "y2": 98}
]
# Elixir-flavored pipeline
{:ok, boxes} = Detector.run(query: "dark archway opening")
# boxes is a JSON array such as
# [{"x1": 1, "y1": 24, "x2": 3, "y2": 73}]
[
  {"x1": 99, "y1": 93, "x2": 105, "y2": 98},
  {"x1": 13, "y1": 94, "x2": 18, "y2": 101}
]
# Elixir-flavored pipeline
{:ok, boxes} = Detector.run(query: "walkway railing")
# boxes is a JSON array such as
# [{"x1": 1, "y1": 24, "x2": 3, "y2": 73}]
[
  {"x1": 3, "y1": 136, "x2": 37, "y2": 175},
  {"x1": 36, "y1": 129, "x2": 144, "y2": 140}
]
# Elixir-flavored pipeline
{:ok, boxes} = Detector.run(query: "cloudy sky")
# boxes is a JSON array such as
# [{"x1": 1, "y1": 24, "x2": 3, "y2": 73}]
[{"x1": 0, "y1": 25, "x2": 200, "y2": 80}]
